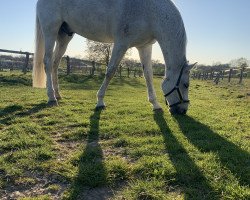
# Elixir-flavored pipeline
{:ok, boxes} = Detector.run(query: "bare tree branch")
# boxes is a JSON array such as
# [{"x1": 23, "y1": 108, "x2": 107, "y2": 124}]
[{"x1": 85, "y1": 40, "x2": 131, "y2": 67}]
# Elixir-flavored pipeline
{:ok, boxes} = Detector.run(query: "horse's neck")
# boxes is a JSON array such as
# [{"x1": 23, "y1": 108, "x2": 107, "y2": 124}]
[
  {"x1": 165, "y1": 68, "x2": 179, "y2": 85},
  {"x1": 165, "y1": 59, "x2": 186, "y2": 85}
]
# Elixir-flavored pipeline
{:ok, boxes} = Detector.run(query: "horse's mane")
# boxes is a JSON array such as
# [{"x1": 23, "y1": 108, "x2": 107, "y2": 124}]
[{"x1": 176, "y1": 21, "x2": 187, "y2": 49}]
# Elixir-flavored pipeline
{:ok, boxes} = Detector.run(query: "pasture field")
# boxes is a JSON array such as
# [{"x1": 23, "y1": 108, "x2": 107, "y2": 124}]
[{"x1": 0, "y1": 72, "x2": 249, "y2": 200}]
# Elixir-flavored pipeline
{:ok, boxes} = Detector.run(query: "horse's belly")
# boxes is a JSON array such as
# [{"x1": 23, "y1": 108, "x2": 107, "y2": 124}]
[
  {"x1": 73, "y1": 26, "x2": 114, "y2": 43},
  {"x1": 64, "y1": 0, "x2": 116, "y2": 43}
]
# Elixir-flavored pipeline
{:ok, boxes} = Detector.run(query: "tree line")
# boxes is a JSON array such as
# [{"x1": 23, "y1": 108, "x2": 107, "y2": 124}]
[{"x1": 193, "y1": 58, "x2": 250, "y2": 72}]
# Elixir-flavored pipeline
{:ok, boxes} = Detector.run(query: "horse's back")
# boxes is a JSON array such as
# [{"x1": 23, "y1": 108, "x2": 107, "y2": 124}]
[{"x1": 36, "y1": 0, "x2": 183, "y2": 45}]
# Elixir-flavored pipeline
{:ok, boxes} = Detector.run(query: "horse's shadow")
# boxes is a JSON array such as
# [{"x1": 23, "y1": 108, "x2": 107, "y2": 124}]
[
  {"x1": 154, "y1": 112, "x2": 220, "y2": 199},
  {"x1": 0, "y1": 103, "x2": 48, "y2": 125},
  {"x1": 174, "y1": 115, "x2": 250, "y2": 187},
  {"x1": 69, "y1": 109, "x2": 114, "y2": 199},
  {"x1": 61, "y1": 74, "x2": 145, "y2": 91},
  {"x1": 0, "y1": 104, "x2": 24, "y2": 118}
]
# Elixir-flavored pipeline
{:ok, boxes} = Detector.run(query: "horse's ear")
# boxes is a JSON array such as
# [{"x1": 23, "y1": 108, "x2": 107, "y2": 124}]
[{"x1": 187, "y1": 62, "x2": 197, "y2": 71}]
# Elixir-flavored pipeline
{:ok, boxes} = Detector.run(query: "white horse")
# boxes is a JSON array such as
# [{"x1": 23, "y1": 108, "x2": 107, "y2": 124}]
[{"x1": 33, "y1": 0, "x2": 195, "y2": 114}]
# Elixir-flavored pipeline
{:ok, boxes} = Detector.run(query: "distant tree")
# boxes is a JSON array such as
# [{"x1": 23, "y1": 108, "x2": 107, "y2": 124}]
[
  {"x1": 86, "y1": 40, "x2": 112, "y2": 67},
  {"x1": 152, "y1": 60, "x2": 165, "y2": 75},
  {"x1": 230, "y1": 58, "x2": 249, "y2": 69},
  {"x1": 120, "y1": 58, "x2": 140, "y2": 69},
  {"x1": 193, "y1": 63, "x2": 230, "y2": 72},
  {"x1": 85, "y1": 40, "x2": 132, "y2": 67}
]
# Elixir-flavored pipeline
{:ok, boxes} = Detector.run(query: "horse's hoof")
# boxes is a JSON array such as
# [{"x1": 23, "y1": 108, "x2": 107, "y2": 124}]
[
  {"x1": 95, "y1": 105, "x2": 106, "y2": 111},
  {"x1": 153, "y1": 108, "x2": 164, "y2": 113},
  {"x1": 56, "y1": 96, "x2": 62, "y2": 101},
  {"x1": 48, "y1": 100, "x2": 58, "y2": 107}
]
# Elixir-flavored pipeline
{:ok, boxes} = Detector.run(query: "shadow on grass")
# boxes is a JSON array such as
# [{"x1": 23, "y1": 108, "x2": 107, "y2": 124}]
[
  {"x1": 174, "y1": 115, "x2": 250, "y2": 187},
  {"x1": 69, "y1": 109, "x2": 114, "y2": 199},
  {"x1": 111, "y1": 77, "x2": 145, "y2": 88},
  {"x1": 0, "y1": 74, "x2": 32, "y2": 86},
  {"x1": 154, "y1": 112, "x2": 219, "y2": 199},
  {"x1": 61, "y1": 74, "x2": 145, "y2": 90},
  {"x1": 0, "y1": 104, "x2": 24, "y2": 118},
  {"x1": 0, "y1": 103, "x2": 48, "y2": 125}
]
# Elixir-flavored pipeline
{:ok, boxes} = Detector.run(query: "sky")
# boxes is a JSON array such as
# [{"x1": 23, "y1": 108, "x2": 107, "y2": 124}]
[{"x1": 0, "y1": 0, "x2": 249, "y2": 65}]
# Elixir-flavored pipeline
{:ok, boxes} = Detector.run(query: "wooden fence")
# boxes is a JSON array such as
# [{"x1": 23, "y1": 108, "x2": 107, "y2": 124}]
[
  {"x1": 0, "y1": 49, "x2": 91, "y2": 75},
  {"x1": 191, "y1": 67, "x2": 250, "y2": 84},
  {"x1": 0, "y1": 48, "x2": 147, "y2": 78},
  {"x1": 0, "y1": 49, "x2": 33, "y2": 74}
]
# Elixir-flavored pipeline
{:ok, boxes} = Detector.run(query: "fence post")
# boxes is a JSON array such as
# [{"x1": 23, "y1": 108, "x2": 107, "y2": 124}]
[
  {"x1": 198, "y1": 73, "x2": 201, "y2": 80},
  {"x1": 204, "y1": 72, "x2": 207, "y2": 80},
  {"x1": 23, "y1": 53, "x2": 30, "y2": 74},
  {"x1": 66, "y1": 56, "x2": 71, "y2": 75},
  {"x1": 214, "y1": 72, "x2": 222, "y2": 85},
  {"x1": 91, "y1": 61, "x2": 96, "y2": 76},
  {"x1": 194, "y1": 72, "x2": 197, "y2": 79},
  {"x1": 10, "y1": 63, "x2": 14, "y2": 71},
  {"x1": 119, "y1": 66, "x2": 122, "y2": 78},
  {"x1": 221, "y1": 71, "x2": 224, "y2": 80},
  {"x1": 239, "y1": 68, "x2": 244, "y2": 84},
  {"x1": 210, "y1": 72, "x2": 214, "y2": 80},
  {"x1": 228, "y1": 69, "x2": 233, "y2": 83}
]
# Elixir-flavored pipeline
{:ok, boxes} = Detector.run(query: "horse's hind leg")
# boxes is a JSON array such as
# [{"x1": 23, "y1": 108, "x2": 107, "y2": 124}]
[
  {"x1": 137, "y1": 45, "x2": 162, "y2": 111},
  {"x1": 43, "y1": 31, "x2": 59, "y2": 106},
  {"x1": 96, "y1": 42, "x2": 128, "y2": 109},
  {"x1": 52, "y1": 32, "x2": 73, "y2": 100}
]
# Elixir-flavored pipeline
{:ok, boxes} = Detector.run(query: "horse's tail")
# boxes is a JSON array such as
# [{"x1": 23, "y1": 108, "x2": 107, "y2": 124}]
[{"x1": 33, "y1": 15, "x2": 46, "y2": 88}]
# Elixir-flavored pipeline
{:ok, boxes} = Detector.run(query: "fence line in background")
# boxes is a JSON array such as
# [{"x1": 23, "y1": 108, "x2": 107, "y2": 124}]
[
  {"x1": 0, "y1": 48, "x2": 148, "y2": 78},
  {"x1": 1, "y1": 49, "x2": 249, "y2": 83},
  {"x1": 0, "y1": 49, "x2": 34, "y2": 74},
  {"x1": 191, "y1": 67, "x2": 250, "y2": 84}
]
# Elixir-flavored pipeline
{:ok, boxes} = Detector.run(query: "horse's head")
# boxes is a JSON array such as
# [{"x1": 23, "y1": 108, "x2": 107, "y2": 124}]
[{"x1": 162, "y1": 62, "x2": 197, "y2": 115}]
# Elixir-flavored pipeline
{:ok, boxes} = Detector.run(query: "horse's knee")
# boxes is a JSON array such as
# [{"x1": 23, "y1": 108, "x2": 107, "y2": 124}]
[
  {"x1": 43, "y1": 54, "x2": 54, "y2": 73},
  {"x1": 105, "y1": 72, "x2": 112, "y2": 80},
  {"x1": 43, "y1": 60, "x2": 50, "y2": 73},
  {"x1": 105, "y1": 67, "x2": 116, "y2": 79}
]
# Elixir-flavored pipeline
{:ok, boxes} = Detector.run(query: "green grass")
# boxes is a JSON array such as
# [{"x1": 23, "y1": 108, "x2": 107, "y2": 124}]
[{"x1": 0, "y1": 72, "x2": 249, "y2": 200}]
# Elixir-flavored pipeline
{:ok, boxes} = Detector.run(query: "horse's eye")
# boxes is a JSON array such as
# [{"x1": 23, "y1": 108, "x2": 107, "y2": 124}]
[{"x1": 184, "y1": 83, "x2": 189, "y2": 88}]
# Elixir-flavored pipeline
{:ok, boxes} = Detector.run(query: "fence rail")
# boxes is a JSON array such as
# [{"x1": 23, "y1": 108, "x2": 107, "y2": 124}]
[
  {"x1": 0, "y1": 48, "x2": 154, "y2": 78},
  {"x1": 5, "y1": 48, "x2": 249, "y2": 83},
  {"x1": 191, "y1": 67, "x2": 250, "y2": 84},
  {"x1": 0, "y1": 49, "x2": 34, "y2": 74}
]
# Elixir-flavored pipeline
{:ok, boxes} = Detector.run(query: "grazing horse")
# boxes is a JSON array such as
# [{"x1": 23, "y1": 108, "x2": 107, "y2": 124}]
[{"x1": 33, "y1": 0, "x2": 195, "y2": 114}]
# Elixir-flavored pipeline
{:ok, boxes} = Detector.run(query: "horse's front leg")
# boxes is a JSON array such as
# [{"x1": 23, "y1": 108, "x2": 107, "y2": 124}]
[
  {"x1": 96, "y1": 43, "x2": 128, "y2": 109},
  {"x1": 137, "y1": 45, "x2": 162, "y2": 111}
]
